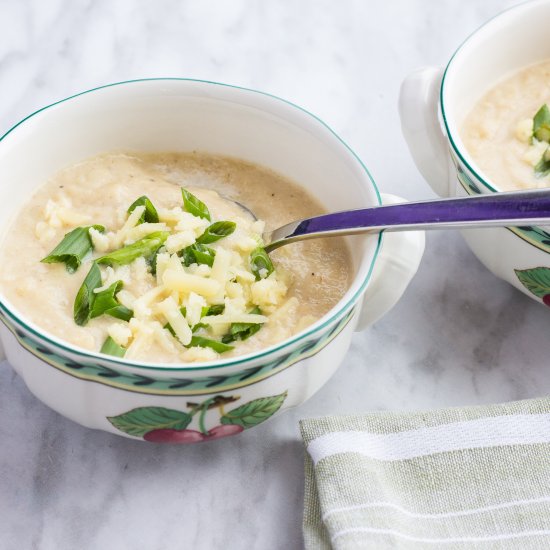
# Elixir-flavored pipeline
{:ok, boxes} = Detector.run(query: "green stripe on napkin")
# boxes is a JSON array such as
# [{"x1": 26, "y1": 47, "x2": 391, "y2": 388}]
[{"x1": 300, "y1": 397, "x2": 550, "y2": 549}]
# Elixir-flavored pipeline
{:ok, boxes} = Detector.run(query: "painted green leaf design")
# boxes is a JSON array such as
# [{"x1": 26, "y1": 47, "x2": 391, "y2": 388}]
[
  {"x1": 515, "y1": 267, "x2": 550, "y2": 298},
  {"x1": 107, "y1": 407, "x2": 192, "y2": 437},
  {"x1": 220, "y1": 391, "x2": 287, "y2": 429}
]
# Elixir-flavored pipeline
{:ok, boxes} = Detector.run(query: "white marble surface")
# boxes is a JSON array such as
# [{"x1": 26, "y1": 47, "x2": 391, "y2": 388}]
[{"x1": 2, "y1": 1, "x2": 550, "y2": 548}]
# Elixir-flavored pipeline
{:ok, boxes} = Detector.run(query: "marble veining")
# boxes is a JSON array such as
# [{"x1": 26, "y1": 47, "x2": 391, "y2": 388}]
[{"x1": 1, "y1": 1, "x2": 548, "y2": 549}]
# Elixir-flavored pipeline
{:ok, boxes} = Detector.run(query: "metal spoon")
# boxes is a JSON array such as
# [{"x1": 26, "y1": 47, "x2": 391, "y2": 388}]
[{"x1": 254, "y1": 189, "x2": 550, "y2": 252}]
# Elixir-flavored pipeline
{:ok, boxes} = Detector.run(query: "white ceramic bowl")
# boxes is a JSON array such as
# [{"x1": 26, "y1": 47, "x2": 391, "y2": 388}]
[
  {"x1": 0, "y1": 79, "x2": 424, "y2": 443},
  {"x1": 399, "y1": 0, "x2": 550, "y2": 306}
]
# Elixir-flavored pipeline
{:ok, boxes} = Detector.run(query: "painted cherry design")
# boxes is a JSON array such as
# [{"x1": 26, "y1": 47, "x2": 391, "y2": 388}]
[
  {"x1": 144, "y1": 424, "x2": 243, "y2": 443},
  {"x1": 107, "y1": 391, "x2": 287, "y2": 442},
  {"x1": 144, "y1": 396, "x2": 245, "y2": 443}
]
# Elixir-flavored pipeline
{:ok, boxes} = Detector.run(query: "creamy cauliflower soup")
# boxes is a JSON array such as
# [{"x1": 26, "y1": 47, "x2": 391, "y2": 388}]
[
  {"x1": 0, "y1": 152, "x2": 352, "y2": 364},
  {"x1": 462, "y1": 60, "x2": 550, "y2": 191}
]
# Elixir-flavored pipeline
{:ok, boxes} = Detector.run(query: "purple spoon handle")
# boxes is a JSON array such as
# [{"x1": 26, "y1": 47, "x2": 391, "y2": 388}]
[{"x1": 264, "y1": 189, "x2": 550, "y2": 251}]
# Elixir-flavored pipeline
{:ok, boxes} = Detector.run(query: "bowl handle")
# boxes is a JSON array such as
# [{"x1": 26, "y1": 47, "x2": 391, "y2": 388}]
[
  {"x1": 399, "y1": 67, "x2": 450, "y2": 197},
  {"x1": 355, "y1": 194, "x2": 425, "y2": 331}
]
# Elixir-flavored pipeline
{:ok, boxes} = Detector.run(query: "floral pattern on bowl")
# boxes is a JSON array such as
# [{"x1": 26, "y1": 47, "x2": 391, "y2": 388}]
[
  {"x1": 515, "y1": 267, "x2": 550, "y2": 307},
  {"x1": 108, "y1": 391, "x2": 288, "y2": 443},
  {"x1": 0, "y1": 305, "x2": 354, "y2": 395}
]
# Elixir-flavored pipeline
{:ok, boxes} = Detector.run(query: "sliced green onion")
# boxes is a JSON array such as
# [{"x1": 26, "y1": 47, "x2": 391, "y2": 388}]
[
  {"x1": 222, "y1": 307, "x2": 263, "y2": 344},
  {"x1": 90, "y1": 281, "x2": 122, "y2": 318},
  {"x1": 202, "y1": 304, "x2": 225, "y2": 316},
  {"x1": 74, "y1": 263, "x2": 102, "y2": 325},
  {"x1": 96, "y1": 231, "x2": 169, "y2": 267},
  {"x1": 182, "y1": 188, "x2": 211, "y2": 221},
  {"x1": 249, "y1": 247, "x2": 274, "y2": 280},
  {"x1": 90, "y1": 280, "x2": 133, "y2": 321},
  {"x1": 74, "y1": 266, "x2": 134, "y2": 326},
  {"x1": 177, "y1": 304, "x2": 225, "y2": 332},
  {"x1": 190, "y1": 243, "x2": 216, "y2": 266},
  {"x1": 105, "y1": 305, "x2": 134, "y2": 322},
  {"x1": 188, "y1": 336, "x2": 234, "y2": 353},
  {"x1": 41, "y1": 225, "x2": 105, "y2": 273},
  {"x1": 196, "y1": 221, "x2": 236, "y2": 244},
  {"x1": 164, "y1": 323, "x2": 176, "y2": 338},
  {"x1": 534, "y1": 104, "x2": 550, "y2": 143},
  {"x1": 100, "y1": 336, "x2": 126, "y2": 357},
  {"x1": 181, "y1": 243, "x2": 216, "y2": 267},
  {"x1": 149, "y1": 249, "x2": 160, "y2": 276},
  {"x1": 191, "y1": 322, "x2": 208, "y2": 333},
  {"x1": 535, "y1": 147, "x2": 550, "y2": 178},
  {"x1": 127, "y1": 196, "x2": 159, "y2": 224},
  {"x1": 164, "y1": 323, "x2": 234, "y2": 352},
  {"x1": 165, "y1": 320, "x2": 207, "y2": 335},
  {"x1": 180, "y1": 247, "x2": 194, "y2": 267}
]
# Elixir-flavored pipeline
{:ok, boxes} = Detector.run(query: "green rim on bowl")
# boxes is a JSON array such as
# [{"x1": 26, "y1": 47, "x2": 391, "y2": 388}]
[
  {"x1": 440, "y1": 1, "x2": 536, "y2": 195},
  {"x1": 0, "y1": 78, "x2": 383, "y2": 371}
]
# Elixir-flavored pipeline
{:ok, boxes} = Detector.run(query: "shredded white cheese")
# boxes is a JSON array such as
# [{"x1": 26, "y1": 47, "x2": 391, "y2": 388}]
[
  {"x1": 516, "y1": 118, "x2": 534, "y2": 142},
  {"x1": 165, "y1": 230, "x2": 196, "y2": 253},
  {"x1": 89, "y1": 227, "x2": 110, "y2": 252},
  {"x1": 182, "y1": 346, "x2": 218, "y2": 362},
  {"x1": 186, "y1": 292, "x2": 207, "y2": 326},
  {"x1": 35, "y1": 221, "x2": 56, "y2": 243},
  {"x1": 40, "y1": 186, "x2": 293, "y2": 362},
  {"x1": 251, "y1": 275, "x2": 288, "y2": 310},
  {"x1": 116, "y1": 289, "x2": 137, "y2": 309},
  {"x1": 163, "y1": 269, "x2": 221, "y2": 297},
  {"x1": 155, "y1": 252, "x2": 171, "y2": 285},
  {"x1": 523, "y1": 139, "x2": 549, "y2": 166},
  {"x1": 157, "y1": 207, "x2": 186, "y2": 225},
  {"x1": 111, "y1": 204, "x2": 145, "y2": 247},
  {"x1": 133, "y1": 285, "x2": 167, "y2": 319},
  {"x1": 107, "y1": 323, "x2": 132, "y2": 347},
  {"x1": 43, "y1": 197, "x2": 91, "y2": 228},
  {"x1": 124, "y1": 222, "x2": 168, "y2": 244},
  {"x1": 156, "y1": 296, "x2": 192, "y2": 345},
  {"x1": 175, "y1": 212, "x2": 210, "y2": 235}
]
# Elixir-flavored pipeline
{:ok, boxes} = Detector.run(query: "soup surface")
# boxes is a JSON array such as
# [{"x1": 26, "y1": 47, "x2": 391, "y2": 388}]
[
  {"x1": 462, "y1": 60, "x2": 550, "y2": 191},
  {"x1": 0, "y1": 152, "x2": 352, "y2": 363}
]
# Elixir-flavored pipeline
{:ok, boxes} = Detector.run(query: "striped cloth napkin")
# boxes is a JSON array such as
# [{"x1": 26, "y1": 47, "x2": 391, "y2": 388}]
[{"x1": 300, "y1": 397, "x2": 550, "y2": 549}]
